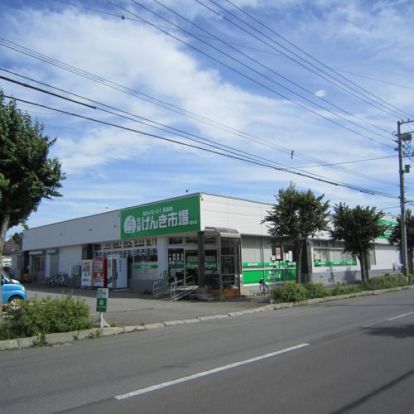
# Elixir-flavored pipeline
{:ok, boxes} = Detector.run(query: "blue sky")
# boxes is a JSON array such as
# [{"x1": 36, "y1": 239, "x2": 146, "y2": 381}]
[{"x1": 1, "y1": 0, "x2": 413, "y2": 232}]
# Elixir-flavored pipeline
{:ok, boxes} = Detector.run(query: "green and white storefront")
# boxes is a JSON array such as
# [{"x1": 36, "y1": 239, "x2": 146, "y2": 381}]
[{"x1": 22, "y1": 193, "x2": 400, "y2": 295}]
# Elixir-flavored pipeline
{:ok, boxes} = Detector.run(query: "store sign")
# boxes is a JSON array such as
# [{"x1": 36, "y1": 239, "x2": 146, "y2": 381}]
[
  {"x1": 120, "y1": 195, "x2": 201, "y2": 239},
  {"x1": 378, "y1": 219, "x2": 398, "y2": 241}
]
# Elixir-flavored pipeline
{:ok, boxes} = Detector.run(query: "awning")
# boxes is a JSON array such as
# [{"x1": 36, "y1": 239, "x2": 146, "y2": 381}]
[{"x1": 204, "y1": 227, "x2": 241, "y2": 238}]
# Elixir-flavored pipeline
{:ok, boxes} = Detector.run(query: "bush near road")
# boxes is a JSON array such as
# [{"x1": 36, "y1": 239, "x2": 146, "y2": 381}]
[
  {"x1": 271, "y1": 274, "x2": 412, "y2": 303},
  {"x1": 0, "y1": 296, "x2": 94, "y2": 340}
]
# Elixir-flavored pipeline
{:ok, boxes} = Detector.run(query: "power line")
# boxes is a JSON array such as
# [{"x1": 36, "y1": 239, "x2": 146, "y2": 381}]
[
  {"x1": 110, "y1": 1, "x2": 394, "y2": 149},
  {"x1": 0, "y1": 36, "x2": 306, "y2": 158},
  {"x1": 298, "y1": 155, "x2": 396, "y2": 168},
  {"x1": 0, "y1": 74, "x2": 292, "y2": 168},
  {"x1": 0, "y1": 39, "x2": 395, "y2": 180},
  {"x1": 218, "y1": 0, "x2": 413, "y2": 119},
  {"x1": 53, "y1": 0, "x2": 414, "y2": 100},
  {"x1": 341, "y1": 70, "x2": 414, "y2": 91},
  {"x1": 3, "y1": 94, "x2": 399, "y2": 199},
  {"x1": 1, "y1": 70, "x2": 397, "y2": 187},
  {"x1": 0, "y1": 49, "x2": 397, "y2": 186},
  {"x1": 0, "y1": 75, "x2": 96, "y2": 109},
  {"x1": 146, "y1": 0, "x2": 392, "y2": 139},
  {"x1": 198, "y1": 0, "x2": 412, "y2": 120}
]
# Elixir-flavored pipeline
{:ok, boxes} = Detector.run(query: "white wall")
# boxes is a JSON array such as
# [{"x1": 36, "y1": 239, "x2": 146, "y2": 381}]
[
  {"x1": 23, "y1": 210, "x2": 120, "y2": 250},
  {"x1": 373, "y1": 245, "x2": 400, "y2": 270},
  {"x1": 201, "y1": 193, "x2": 270, "y2": 236},
  {"x1": 58, "y1": 245, "x2": 83, "y2": 276}
]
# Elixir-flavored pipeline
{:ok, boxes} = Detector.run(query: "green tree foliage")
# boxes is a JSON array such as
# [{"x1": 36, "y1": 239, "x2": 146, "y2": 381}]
[
  {"x1": 389, "y1": 209, "x2": 414, "y2": 273},
  {"x1": 263, "y1": 184, "x2": 329, "y2": 283},
  {"x1": 0, "y1": 92, "x2": 64, "y2": 270},
  {"x1": 330, "y1": 203, "x2": 387, "y2": 282}
]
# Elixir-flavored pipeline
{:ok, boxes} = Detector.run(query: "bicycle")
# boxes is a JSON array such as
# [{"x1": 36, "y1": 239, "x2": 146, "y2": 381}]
[
  {"x1": 258, "y1": 278, "x2": 269, "y2": 295},
  {"x1": 47, "y1": 272, "x2": 67, "y2": 287}
]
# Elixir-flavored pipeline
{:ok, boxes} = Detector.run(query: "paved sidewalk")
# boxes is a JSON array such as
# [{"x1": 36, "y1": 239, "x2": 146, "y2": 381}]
[{"x1": 26, "y1": 285, "x2": 267, "y2": 327}]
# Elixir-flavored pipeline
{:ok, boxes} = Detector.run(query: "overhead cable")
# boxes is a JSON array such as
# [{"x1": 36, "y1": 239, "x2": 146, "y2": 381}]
[
  {"x1": 3, "y1": 94, "x2": 399, "y2": 199},
  {"x1": 0, "y1": 69, "x2": 397, "y2": 187},
  {"x1": 114, "y1": 0, "x2": 394, "y2": 148},
  {"x1": 198, "y1": 0, "x2": 412, "y2": 120},
  {"x1": 148, "y1": 0, "x2": 392, "y2": 139}
]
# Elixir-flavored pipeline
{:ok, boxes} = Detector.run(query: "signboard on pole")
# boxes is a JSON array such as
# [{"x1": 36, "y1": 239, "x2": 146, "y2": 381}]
[{"x1": 96, "y1": 288, "x2": 108, "y2": 312}]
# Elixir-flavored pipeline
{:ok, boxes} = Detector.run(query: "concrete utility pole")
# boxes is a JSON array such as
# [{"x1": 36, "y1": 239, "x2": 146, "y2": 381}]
[{"x1": 397, "y1": 120, "x2": 413, "y2": 275}]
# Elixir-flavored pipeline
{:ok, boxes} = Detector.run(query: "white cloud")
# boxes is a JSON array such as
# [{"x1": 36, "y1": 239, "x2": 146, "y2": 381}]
[
  {"x1": 315, "y1": 89, "x2": 327, "y2": 98},
  {"x1": 0, "y1": 0, "x2": 410, "y2": 228}
]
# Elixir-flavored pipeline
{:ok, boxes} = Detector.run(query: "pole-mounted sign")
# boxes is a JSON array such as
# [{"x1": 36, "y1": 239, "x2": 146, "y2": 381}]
[{"x1": 96, "y1": 288, "x2": 109, "y2": 328}]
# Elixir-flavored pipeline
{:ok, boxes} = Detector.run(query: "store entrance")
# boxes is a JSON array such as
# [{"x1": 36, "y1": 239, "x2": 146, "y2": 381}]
[
  {"x1": 168, "y1": 248, "x2": 185, "y2": 283},
  {"x1": 168, "y1": 248, "x2": 199, "y2": 286},
  {"x1": 185, "y1": 250, "x2": 198, "y2": 285},
  {"x1": 203, "y1": 228, "x2": 241, "y2": 298}
]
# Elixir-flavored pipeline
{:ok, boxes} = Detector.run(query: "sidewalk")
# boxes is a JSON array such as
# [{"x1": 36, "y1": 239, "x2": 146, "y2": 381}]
[
  {"x1": 26, "y1": 285, "x2": 267, "y2": 327},
  {"x1": 2, "y1": 284, "x2": 410, "y2": 351}
]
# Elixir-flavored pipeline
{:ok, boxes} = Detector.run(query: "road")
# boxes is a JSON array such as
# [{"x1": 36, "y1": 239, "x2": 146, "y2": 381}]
[{"x1": 1, "y1": 289, "x2": 414, "y2": 413}]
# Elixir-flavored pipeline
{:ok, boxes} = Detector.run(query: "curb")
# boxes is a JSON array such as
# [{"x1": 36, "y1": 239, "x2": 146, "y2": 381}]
[{"x1": 0, "y1": 286, "x2": 411, "y2": 351}]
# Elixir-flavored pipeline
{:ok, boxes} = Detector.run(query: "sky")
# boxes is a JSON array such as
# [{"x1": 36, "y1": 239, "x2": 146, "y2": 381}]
[{"x1": 1, "y1": 0, "x2": 414, "y2": 233}]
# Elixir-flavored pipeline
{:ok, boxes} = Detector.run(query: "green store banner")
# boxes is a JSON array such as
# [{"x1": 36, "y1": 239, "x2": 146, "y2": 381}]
[
  {"x1": 242, "y1": 261, "x2": 296, "y2": 284},
  {"x1": 378, "y1": 219, "x2": 397, "y2": 241},
  {"x1": 121, "y1": 195, "x2": 201, "y2": 239},
  {"x1": 313, "y1": 259, "x2": 357, "y2": 267}
]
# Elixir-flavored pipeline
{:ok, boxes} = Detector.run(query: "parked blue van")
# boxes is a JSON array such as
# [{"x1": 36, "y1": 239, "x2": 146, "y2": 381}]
[{"x1": 1, "y1": 271, "x2": 27, "y2": 308}]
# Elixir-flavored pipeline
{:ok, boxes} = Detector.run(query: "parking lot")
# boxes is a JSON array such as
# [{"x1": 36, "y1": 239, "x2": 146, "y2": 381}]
[{"x1": 25, "y1": 284, "x2": 266, "y2": 326}]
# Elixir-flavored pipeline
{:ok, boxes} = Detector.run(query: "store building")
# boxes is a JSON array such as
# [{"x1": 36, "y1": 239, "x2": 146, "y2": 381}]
[{"x1": 22, "y1": 193, "x2": 400, "y2": 296}]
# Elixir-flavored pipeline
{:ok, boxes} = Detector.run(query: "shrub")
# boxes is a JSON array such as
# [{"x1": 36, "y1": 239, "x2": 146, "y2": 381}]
[
  {"x1": 329, "y1": 284, "x2": 362, "y2": 296},
  {"x1": 271, "y1": 283, "x2": 308, "y2": 303},
  {"x1": 304, "y1": 283, "x2": 329, "y2": 299},
  {"x1": 0, "y1": 296, "x2": 94, "y2": 340},
  {"x1": 362, "y1": 274, "x2": 408, "y2": 291}
]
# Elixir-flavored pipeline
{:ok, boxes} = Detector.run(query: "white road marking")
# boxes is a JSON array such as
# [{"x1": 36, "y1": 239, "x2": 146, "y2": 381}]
[
  {"x1": 114, "y1": 343, "x2": 310, "y2": 400},
  {"x1": 387, "y1": 311, "x2": 414, "y2": 321}
]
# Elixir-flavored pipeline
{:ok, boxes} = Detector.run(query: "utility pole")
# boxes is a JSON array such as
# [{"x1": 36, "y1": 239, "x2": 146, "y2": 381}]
[{"x1": 397, "y1": 120, "x2": 413, "y2": 275}]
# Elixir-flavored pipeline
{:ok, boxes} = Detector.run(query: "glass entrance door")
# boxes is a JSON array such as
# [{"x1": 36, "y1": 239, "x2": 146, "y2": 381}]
[
  {"x1": 185, "y1": 250, "x2": 198, "y2": 285},
  {"x1": 219, "y1": 237, "x2": 241, "y2": 291},
  {"x1": 168, "y1": 248, "x2": 185, "y2": 283}
]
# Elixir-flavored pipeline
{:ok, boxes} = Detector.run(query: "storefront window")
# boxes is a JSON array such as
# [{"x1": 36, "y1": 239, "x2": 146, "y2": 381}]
[
  {"x1": 168, "y1": 248, "x2": 185, "y2": 281},
  {"x1": 205, "y1": 250, "x2": 217, "y2": 271},
  {"x1": 185, "y1": 236, "x2": 198, "y2": 245},
  {"x1": 32, "y1": 255, "x2": 45, "y2": 272},
  {"x1": 313, "y1": 245, "x2": 355, "y2": 266},
  {"x1": 169, "y1": 237, "x2": 183, "y2": 245}
]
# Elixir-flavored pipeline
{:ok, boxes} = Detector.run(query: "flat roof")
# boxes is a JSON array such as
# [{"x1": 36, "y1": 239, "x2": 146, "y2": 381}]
[{"x1": 25, "y1": 192, "x2": 273, "y2": 231}]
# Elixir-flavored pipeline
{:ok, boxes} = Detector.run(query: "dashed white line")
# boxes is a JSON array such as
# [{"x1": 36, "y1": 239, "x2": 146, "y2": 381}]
[
  {"x1": 387, "y1": 311, "x2": 414, "y2": 321},
  {"x1": 114, "y1": 343, "x2": 310, "y2": 400}
]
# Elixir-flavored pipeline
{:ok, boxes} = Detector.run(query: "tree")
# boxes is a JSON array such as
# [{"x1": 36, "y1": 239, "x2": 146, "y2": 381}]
[
  {"x1": 263, "y1": 184, "x2": 329, "y2": 283},
  {"x1": 0, "y1": 92, "x2": 64, "y2": 272},
  {"x1": 8, "y1": 231, "x2": 23, "y2": 249},
  {"x1": 389, "y1": 209, "x2": 414, "y2": 274},
  {"x1": 330, "y1": 203, "x2": 387, "y2": 282}
]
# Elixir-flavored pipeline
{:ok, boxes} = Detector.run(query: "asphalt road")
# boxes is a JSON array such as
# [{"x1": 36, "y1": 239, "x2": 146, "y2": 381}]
[{"x1": 1, "y1": 289, "x2": 414, "y2": 413}]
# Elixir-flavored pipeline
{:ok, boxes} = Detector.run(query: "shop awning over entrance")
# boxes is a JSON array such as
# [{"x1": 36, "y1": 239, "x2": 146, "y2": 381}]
[{"x1": 204, "y1": 227, "x2": 241, "y2": 239}]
